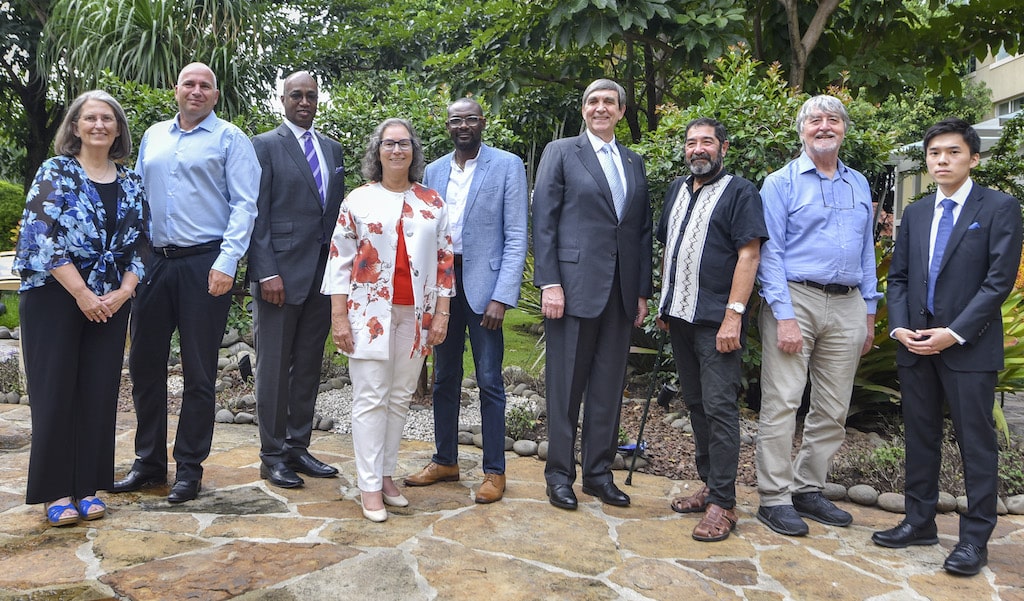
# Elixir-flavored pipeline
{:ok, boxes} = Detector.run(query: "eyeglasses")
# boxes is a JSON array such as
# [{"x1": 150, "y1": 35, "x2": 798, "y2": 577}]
[
  {"x1": 80, "y1": 115, "x2": 116, "y2": 124},
  {"x1": 820, "y1": 176, "x2": 856, "y2": 210},
  {"x1": 447, "y1": 116, "x2": 482, "y2": 127},
  {"x1": 380, "y1": 139, "x2": 412, "y2": 152}
]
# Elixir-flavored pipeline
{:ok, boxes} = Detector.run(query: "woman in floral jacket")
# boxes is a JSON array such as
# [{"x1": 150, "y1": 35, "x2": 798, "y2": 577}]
[
  {"x1": 323, "y1": 118, "x2": 454, "y2": 522},
  {"x1": 13, "y1": 90, "x2": 149, "y2": 526}
]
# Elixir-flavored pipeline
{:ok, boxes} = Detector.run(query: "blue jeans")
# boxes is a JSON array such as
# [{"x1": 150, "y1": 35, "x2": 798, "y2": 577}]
[{"x1": 431, "y1": 265, "x2": 507, "y2": 474}]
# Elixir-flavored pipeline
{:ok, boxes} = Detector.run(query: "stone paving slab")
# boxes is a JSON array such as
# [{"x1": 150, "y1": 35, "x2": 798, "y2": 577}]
[{"x1": 0, "y1": 405, "x2": 1022, "y2": 600}]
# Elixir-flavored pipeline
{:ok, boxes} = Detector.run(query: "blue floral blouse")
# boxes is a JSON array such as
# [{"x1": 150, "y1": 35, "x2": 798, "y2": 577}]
[{"x1": 13, "y1": 155, "x2": 150, "y2": 294}]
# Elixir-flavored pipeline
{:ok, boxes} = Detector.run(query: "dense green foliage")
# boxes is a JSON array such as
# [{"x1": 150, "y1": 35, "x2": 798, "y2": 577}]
[{"x1": 0, "y1": 181, "x2": 25, "y2": 252}]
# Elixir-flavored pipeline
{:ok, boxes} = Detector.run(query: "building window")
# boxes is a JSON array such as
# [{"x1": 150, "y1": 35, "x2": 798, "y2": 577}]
[{"x1": 997, "y1": 96, "x2": 1023, "y2": 116}]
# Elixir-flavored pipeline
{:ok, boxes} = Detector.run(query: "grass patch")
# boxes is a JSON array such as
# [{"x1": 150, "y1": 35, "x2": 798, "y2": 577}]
[{"x1": 0, "y1": 292, "x2": 18, "y2": 330}]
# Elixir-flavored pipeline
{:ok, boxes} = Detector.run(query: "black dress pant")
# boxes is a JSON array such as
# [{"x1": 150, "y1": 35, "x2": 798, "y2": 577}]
[
  {"x1": 22, "y1": 281, "x2": 129, "y2": 504},
  {"x1": 899, "y1": 355, "x2": 998, "y2": 547},
  {"x1": 128, "y1": 250, "x2": 231, "y2": 481}
]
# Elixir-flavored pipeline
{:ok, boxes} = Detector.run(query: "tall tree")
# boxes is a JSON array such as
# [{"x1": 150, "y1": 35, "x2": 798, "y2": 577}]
[
  {"x1": 1, "y1": 0, "x2": 63, "y2": 191},
  {"x1": 44, "y1": 0, "x2": 271, "y2": 118}
]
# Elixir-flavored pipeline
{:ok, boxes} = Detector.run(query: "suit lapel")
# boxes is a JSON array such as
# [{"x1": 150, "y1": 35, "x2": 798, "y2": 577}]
[
  {"x1": 617, "y1": 142, "x2": 636, "y2": 217},
  {"x1": 915, "y1": 194, "x2": 935, "y2": 280},
  {"x1": 576, "y1": 135, "x2": 616, "y2": 215},
  {"x1": 938, "y1": 188, "x2": 983, "y2": 274},
  {"x1": 279, "y1": 126, "x2": 322, "y2": 208},
  {"x1": 464, "y1": 145, "x2": 491, "y2": 216}
]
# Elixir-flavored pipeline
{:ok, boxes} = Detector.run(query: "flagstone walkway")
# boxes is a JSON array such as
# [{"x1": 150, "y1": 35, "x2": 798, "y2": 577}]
[{"x1": 1, "y1": 404, "x2": 1022, "y2": 600}]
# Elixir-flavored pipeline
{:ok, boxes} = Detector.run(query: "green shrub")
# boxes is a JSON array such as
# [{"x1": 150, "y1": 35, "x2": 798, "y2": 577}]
[
  {"x1": 505, "y1": 404, "x2": 537, "y2": 441},
  {"x1": 0, "y1": 180, "x2": 25, "y2": 251}
]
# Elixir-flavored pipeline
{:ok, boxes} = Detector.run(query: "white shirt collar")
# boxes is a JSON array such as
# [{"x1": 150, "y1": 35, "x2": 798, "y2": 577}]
[
  {"x1": 935, "y1": 177, "x2": 973, "y2": 209},
  {"x1": 586, "y1": 130, "x2": 618, "y2": 156},
  {"x1": 283, "y1": 119, "x2": 316, "y2": 140}
]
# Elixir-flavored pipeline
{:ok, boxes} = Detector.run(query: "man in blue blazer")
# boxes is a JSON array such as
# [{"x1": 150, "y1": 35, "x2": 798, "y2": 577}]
[
  {"x1": 874, "y1": 118, "x2": 1023, "y2": 576},
  {"x1": 247, "y1": 72, "x2": 345, "y2": 488},
  {"x1": 532, "y1": 79, "x2": 653, "y2": 510},
  {"x1": 405, "y1": 98, "x2": 528, "y2": 503}
]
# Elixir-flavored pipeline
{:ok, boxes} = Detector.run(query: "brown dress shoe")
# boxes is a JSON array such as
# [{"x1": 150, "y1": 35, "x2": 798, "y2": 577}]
[
  {"x1": 692, "y1": 503, "x2": 738, "y2": 542},
  {"x1": 670, "y1": 485, "x2": 710, "y2": 513},
  {"x1": 475, "y1": 473, "x2": 506, "y2": 504},
  {"x1": 404, "y1": 462, "x2": 460, "y2": 486}
]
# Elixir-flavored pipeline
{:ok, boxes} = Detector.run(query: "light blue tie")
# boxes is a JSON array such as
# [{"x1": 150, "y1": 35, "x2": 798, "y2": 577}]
[
  {"x1": 927, "y1": 198, "x2": 956, "y2": 314},
  {"x1": 599, "y1": 143, "x2": 626, "y2": 219},
  {"x1": 303, "y1": 132, "x2": 325, "y2": 208}
]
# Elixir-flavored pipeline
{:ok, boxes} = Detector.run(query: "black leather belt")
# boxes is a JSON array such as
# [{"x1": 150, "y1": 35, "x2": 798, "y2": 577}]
[
  {"x1": 797, "y1": 280, "x2": 854, "y2": 295},
  {"x1": 153, "y1": 240, "x2": 222, "y2": 259},
  {"x1": 453, "y1": 254, "x2": 463, "y2": 267}
]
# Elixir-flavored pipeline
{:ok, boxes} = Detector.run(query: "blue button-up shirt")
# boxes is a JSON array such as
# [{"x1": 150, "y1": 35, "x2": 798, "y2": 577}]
[
  {"x1": 136, "y1": 111, "x2": 260, "y2": 278},
  {"x1": 757, "y1": 152, "x2": 880, "y2": 320}
]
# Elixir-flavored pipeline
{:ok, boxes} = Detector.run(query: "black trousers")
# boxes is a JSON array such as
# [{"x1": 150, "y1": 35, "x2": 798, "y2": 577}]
[
  {"x1": 900, "y1": 355, "x2": 998, "y2": 547},
  {"x1": 667, "y1": 317, "x2": 742, "y2": 509},
  {"x1": 543, "y1": 281, "x2": 631, "y2": 486},
  {"x1": 22, "y1": 281, "x2": 129, "y2": 504},
  {"x1": 128, "y1": 250, "x2": 231, "y2": 480}
]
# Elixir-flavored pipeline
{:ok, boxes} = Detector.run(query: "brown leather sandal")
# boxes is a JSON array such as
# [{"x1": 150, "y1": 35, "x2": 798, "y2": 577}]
[
  {"x1": 692, "y1": 503, "x2": 738, "y2": 542},
  {"x1": 670, "y1": 485, "x2": 710, "y2": 514}
]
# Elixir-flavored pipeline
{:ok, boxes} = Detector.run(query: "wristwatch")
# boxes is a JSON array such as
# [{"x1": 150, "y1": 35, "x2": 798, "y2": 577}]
[{"x1": 726, "y1": 302, "x2": 746, "y2": 315}]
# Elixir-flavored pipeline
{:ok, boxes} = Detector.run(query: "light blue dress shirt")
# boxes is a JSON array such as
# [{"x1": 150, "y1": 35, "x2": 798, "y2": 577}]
[
  {"x1": 135, "y1": 111, "x2": 260, "y2": 278},
  {"x1": 757, "y1": 152, "x2": 881, "y2": 320}
]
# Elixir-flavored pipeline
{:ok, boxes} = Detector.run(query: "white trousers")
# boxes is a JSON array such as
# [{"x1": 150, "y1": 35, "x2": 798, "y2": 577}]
[{"x1": 348, "y1": 305, "x2": 425, "y2": 492}]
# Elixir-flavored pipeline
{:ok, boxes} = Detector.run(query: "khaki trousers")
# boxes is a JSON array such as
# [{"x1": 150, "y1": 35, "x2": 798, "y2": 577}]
[{"x1": 756, "y1": 283, "x2": 866, "y2": 506}]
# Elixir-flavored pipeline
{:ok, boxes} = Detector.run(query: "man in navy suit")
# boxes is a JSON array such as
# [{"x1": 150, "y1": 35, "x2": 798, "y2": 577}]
[
  {"x1": 532, "y1": 79, "x2": 653, "y2": 510},
  {"x1": 405, "y1": 98, "x2": 528, "y2": 503},
  {"x1": 873, "y1": 118, "x2": 1022, "y2": 576},
  {"x1": 247, "y1": 72, "x2": 345, "y2": 488}
]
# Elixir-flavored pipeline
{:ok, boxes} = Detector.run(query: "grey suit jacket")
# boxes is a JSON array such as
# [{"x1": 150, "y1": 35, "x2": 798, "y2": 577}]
[
  {"x1": 423, "y1": 144, "x2": 529, "y2": 314},
  {"x1": 248, "y1": 123, "x2": 345, "y2": 305},
  {"x1": 888, "y1": 183, "x2": 1022, "y2": 371},
  {"x1": 532, "y1": 133, "x2": 653, "y2": 318}
]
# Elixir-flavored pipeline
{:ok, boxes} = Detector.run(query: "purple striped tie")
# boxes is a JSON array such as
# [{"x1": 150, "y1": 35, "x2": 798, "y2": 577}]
[{"x1": 303, "y1": 132, "x2": 325, "y2": 208}]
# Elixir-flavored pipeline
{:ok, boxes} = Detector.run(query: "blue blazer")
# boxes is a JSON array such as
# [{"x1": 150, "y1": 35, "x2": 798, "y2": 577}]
[
  {"x1": 423, "y1": 144, "x2": 528, "y2": 314},
  {"x1": 888, "y1": 183, "x2": 1022, "y2": 371}
]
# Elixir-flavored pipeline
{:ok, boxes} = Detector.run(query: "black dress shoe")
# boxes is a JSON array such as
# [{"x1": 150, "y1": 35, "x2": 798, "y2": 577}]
[
  {"x1": 288, "y1": 453, "x2": 339, "y2": 478},
  {"x1": 757, "y1": 505, "x2": 809, "y2": 536},
  {"x1": 167, "y1": 479, "x2": 201, "y2": 504},
  {"x1": 546, "y1": 484, "x2": 578, "y2": 510},
  {"x1": 582, "y1": 481, "x2": 630, "y2": 507},
  {"x1": 871, "y1": 521, "x2": 938, "y2": 548},
  {"x1": 260, "y1": 462, "x2": 304, "y2": 488},
  {"x1": 943, "y1": 542, "x2": 987, "y2": 576},
  {"x1": 792, "y1": 491, "x2": 852, "y2": 526},
  {"x1": 110, "y1": 470, "x2": 166, "y2": 493}
]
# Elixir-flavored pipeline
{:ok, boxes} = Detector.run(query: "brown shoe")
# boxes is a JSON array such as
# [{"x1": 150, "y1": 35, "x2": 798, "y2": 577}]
[
  {"x1": 404, "y1": 462, "x2": 460, "y2": 486},
  {"x1": 475, "y1": 473, "x2": 506, "y2": 504},
  {"x1": 692, "y1": 503, "x2": 738, "y2": 542},
  {"x1": 670, "y1": 485, "x2": 710, "y2": 513}
]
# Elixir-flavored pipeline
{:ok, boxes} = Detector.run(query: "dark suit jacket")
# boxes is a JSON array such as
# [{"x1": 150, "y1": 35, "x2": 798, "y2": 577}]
[
  {"x1": 532, "y1": 133, "x2": 653, "y2": 317},
  {"x1": 888, "y1": 183, "x2": 1022, "y2": 371},
  {"x1": 248, "y1": 123, "x2": 345, "y2": 304}
]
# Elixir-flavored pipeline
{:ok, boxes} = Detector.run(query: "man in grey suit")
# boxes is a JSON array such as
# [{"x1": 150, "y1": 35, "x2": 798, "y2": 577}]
[
  {"x1": 247, "y1": 71, "x2": 345, "y2": 488},
  {"x1": 532, "y1": 79, "x2": 653, "y2": 510},
  {"x1": 405, "y1": 98, "x2": 528, "y2": 504}
]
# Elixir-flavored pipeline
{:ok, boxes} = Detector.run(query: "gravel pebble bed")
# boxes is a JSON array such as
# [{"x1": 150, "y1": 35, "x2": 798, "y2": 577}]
[{"x1": 314, "y1": 386, "x2": 538, "y2": 441}]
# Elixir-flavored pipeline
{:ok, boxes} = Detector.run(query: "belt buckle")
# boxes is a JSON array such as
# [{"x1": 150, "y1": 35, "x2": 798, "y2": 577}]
[{"x1": 160, "y1": 246, "x2": 176, "y2": 258}]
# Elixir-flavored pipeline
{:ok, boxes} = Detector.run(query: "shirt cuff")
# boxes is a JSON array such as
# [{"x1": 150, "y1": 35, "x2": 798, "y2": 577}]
[
  {"x1": 259, "y1": 275, "x2": 280, "y2": 283},
  {"x1": 947, "y1": 327, "x2": 966, "y2": 345}
]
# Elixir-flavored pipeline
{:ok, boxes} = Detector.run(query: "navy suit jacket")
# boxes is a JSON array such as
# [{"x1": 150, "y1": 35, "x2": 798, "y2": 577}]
[
  {"x1": 888, "y1": 182, "x2": 1022, "y2": 371},
  {"x1": 532, "y1": 133, "x2": 653, "y2": 318},
  {"x1": 248, "y1": 123, "x2": 345, "y2": 304},
  {"x1": 423, "y1": 144, "x2": 528, "y2": 314}
]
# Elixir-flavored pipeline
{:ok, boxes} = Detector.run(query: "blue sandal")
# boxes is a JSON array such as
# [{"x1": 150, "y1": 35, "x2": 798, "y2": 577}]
[
  {"x1": 45, "y1": 501, "x2": 80, "y2": 527},
  {"x1": 77, "y1": 496, "x2": 106, "y2": 521}
]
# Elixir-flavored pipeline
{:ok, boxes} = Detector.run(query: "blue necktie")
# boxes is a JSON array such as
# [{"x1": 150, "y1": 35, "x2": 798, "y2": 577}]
[
  {"x1": 599, "y1": 143, "x2": 626, "y2": 219},
  {"x1": 303, "y1": 132, "x2": 325, "y2": 208},
  {"x1": 927, "y1": 198, "x2": 956, "y2": 314}
]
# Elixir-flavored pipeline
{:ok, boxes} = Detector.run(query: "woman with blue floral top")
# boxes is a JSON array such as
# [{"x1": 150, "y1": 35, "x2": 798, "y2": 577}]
[{"x1": 13, "y1": 90, "x2": 149, "y2": 527}]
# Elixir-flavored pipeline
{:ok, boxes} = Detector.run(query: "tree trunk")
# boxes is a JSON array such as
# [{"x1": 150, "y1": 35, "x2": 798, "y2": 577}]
[{"x1": 777, "y1": 0, "x2": 841, "y2": 91}]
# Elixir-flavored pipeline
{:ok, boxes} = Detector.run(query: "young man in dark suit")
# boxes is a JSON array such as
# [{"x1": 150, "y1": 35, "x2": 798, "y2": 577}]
[
  {"x1": 532, "y1": 79, "x2": 653, "y2": 510},
  {"x1": 247, "y1": 71, "x2": 345, "y2": 488},
  {"x1": 874, "y1": 118, "x2": 1023, "y2": 576}
]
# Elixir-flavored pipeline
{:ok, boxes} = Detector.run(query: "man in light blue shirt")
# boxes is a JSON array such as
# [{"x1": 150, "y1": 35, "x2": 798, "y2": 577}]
[
  {"x1": 112, "y1": 62, "x2": 260, "y2": 504},
  {"x1": 754, "y1": 95, "x2": 880, "y2": 536}
]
